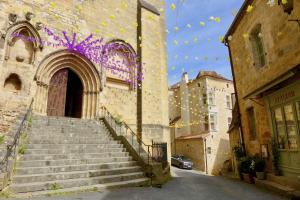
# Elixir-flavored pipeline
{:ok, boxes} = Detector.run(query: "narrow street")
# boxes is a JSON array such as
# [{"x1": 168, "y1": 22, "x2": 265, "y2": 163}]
[{"x1": 10, "y1": 167, "x2": 287, "y2": 200}]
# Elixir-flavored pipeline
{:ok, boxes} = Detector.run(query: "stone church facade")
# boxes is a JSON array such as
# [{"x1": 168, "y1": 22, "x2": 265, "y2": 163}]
[{"x1": 0, "y1": 0, "x2": 170, "y2": 160}]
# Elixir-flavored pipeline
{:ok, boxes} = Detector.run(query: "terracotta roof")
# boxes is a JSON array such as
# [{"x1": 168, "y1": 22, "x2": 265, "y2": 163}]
[
  {"x1": 195, "y1": 71, "x2": 232, "y2": 82},
  {"x1": 176, "y1": 134, "x2": 209, "y2": 140},
  {"x1": 224, "y1": 0, "x2": 254, "y2": 41}
]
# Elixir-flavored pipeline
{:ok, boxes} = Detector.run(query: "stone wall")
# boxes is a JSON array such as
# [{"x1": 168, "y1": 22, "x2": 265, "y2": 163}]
[
  {"x1": 175, "y1": 138, "x2": 205, "y2": 171},
  {"x1": 227, "y1": 0, "x2": 300, "y2": 173},
  {"x1": 0, "y1": 0, "x2": 170, "y2": 160}
]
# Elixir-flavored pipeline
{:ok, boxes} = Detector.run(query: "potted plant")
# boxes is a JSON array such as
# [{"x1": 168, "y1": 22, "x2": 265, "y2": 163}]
[
  {"x1": 271, "y1": 138, "x2": 281, "y2": 176},
  {"x1": 254, "y1": 156, "x2": 266, "y2": 180},
  {"x1": 239, "y1": 156, "x2": 254, "y2": 184}
]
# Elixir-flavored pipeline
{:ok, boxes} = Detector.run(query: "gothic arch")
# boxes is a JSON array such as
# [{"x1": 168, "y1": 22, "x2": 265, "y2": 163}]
[
  {"x1": 34, "y1": 50, "x2": 101, "y2": 119},
  {"x1": 5, "y1": 21, "x2": 43, "y2": 64},
  {"x1": 104, "y1": 40, "x2": 138, "y2": 89}
]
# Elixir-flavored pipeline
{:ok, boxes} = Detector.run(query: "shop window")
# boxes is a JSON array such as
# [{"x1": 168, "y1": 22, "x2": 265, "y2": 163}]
[
  {"x1": 226, "y1": 95, "x2": 231, "y2": 109},
  {"x1": 274, "y1": 105, "x2": 298, "y2": 150},
  {"x1": 283, "y1": 104, "x2": 298, "y2": 149},
  {"x1": 296, "y1": 102, "x2": 300, "y2": 127},
  {"x1": 274, "y1": 107, "x2": 287, "y2": 149},
  {"x1": 247, "y1": 107, "x2": 257, "y2": 140},
  {"x1": 250, "y1": 24, "x2": 266, "y2": 68},
  {"x1": 4, "y1": 73, "x2": 21, "y2": 91}
]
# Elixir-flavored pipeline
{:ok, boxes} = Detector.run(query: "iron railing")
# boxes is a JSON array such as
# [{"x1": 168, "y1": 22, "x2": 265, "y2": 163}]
[
  {"x1": 0, "y1": 99, "x2": 33, "y2": 175},
  {"x1": 100, "y1": 106, "x2": 153, "y2": 165}
]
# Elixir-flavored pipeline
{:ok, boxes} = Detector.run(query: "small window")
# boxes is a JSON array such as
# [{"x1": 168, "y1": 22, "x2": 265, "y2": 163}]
[
  {"x1": 209, "y1": 113, "x2": 217, "y2": 131},
  {"x1": 204, "y1": 115, "x2": 209, "y2": 131},
  {"x1": 228, "y1": 117, "x2": 232, "y2": 129},
  {"x1": 247, "y1": 107, "x2": 257, "y2": 140},
  {"x1": 197, "y1": 83, "x2": 201, "y2": 87},
  {"x1": 226, "y1": 84, "x2": 229, "y2": 88},
  {"x1": 207, "y1": 147, "x2": 211, "y2": 154},
  {"x1": 226, "y1": 95, "x2": 231, "y2": 109},
  {"x1": 208, "y1": 92, "x2": 215, "y2": 105},
  {"x1": 202, "y1": 94, "x2": 207, "y2": 105},
  {"x1": 250, "y1": 24, "x2": 266, "y2": 68},
  {"x1": 279, "y1": 0, "x2": 294, "y2": 14}
]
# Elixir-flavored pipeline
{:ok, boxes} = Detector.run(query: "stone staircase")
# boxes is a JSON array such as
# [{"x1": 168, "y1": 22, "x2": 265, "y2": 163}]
[{"x1": 9, "y1": 115, "x2": 149, "y2": 196}]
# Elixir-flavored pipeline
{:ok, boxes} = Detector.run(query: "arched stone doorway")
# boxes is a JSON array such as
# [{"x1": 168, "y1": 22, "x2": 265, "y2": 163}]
[
  {"x1": 34, "y1": 50, "x2": 101, "y2": 119},
  {"x1": 47, "y1": 68, "x2": 83, "y2": 118}
]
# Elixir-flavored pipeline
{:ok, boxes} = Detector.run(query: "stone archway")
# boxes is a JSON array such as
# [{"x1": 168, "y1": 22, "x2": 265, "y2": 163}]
[{"x1": 34, "y1": 50, "x2": 101, "y2": 119}]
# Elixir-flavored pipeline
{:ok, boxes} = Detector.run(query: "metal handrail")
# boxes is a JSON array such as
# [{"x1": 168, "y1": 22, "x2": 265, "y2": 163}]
[
  {"x1": 0, "y1": 98, "x2": 33, "y2": 174},
  {"x1": 100, "y1": 106, "x2": 152, "y2": 165}
]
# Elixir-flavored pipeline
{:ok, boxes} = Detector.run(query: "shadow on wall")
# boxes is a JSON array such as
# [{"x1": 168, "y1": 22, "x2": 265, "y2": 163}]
[{"x1": 210, "y1": 138, "x2": 231, "y2": 175}]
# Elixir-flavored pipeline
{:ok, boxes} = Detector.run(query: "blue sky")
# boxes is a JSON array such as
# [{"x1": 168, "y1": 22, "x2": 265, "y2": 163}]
[{"x1": 165, "y1": 0, "x2": 244, "y2": 85}]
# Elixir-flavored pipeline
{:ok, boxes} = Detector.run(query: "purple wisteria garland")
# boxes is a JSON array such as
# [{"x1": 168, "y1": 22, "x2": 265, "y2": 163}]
[{"x1": 12, "y1": 26, "x2": 144, "y2": 87}]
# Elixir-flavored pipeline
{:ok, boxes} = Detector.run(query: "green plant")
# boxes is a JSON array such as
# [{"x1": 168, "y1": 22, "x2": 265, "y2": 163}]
[
  {"x1": 253, "y1": 155, "x2": 266, "y2": 172},
  {"x1": 233, "y1": 146, "x2": 244, "y2": 160},
  {"x1": 27, "y1": 114, "x2": 32, "y2": 128},
  {"x1": 0, "y1": 135, "x2": 5, "y2": 145},
  {"x1": 271, "y1": 138, "x2": 281, "y2": 174},
  {"x1": 114, "y1": 115, "x2": 123, "y2": 125},
  {"x1": 49, "y1": 183, "x2": 62, "y2": 190},
  {"x1": 0, "y1": 190, "x2": 11, "y2": 198},
  {"x1": 238, "y1": 156, "x2": 253, "y2": 174},
  {"x1": 18, "y1": 144, "x2": 26, "y2": 155}
]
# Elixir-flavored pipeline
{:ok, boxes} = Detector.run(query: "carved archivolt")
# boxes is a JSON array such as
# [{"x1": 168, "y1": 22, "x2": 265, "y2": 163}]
[
  {"x1": 104, "y1": 40, "x2": 138, "y2": 89},
  {"x1": 34, "y1": 50, "x2": 101, "y2": 119},
  {"x1": 4, "y1": 21, "x2": 43, "y2": 64}
]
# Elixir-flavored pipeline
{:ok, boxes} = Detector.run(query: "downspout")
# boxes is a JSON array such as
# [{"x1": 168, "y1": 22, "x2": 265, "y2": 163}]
[
  {"x1": 137, "y1": 0, "x2": 142, "y2": 142},
  {"x1": 204, "y1": 138, "x2": 208, "y2": 174},
  {"x1": 224, "y1": 41, "x2": 246, "y2": 154}
]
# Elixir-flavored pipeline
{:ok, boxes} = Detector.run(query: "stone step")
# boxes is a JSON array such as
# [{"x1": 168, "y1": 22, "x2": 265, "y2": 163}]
[
  {"x1": 13, "y1": 166, "x2": 142, "y2": 184},
  {"x1": 10, "y1": 172, "x2": 144, "y2": 193},
  {"x1": 15, "y1": 161, "x2": 139, "y2": 175},
  {"x1": 24, "y1": 147, "x2": 127, "y2": 155},
  {"x1": 21, "y1": 152, "x2": 130, "y2": 161},
  {"x1": 25, "y1": 143, "x2": 123, "y2": 149},
  {"x1": 18, "y1": 157, "x2": 133, "y2": 168},
  {"x1": 29, "y1": 128, "x2": 108, "y2": 134},
  {"x1": 13, "y1": 178, "x2": 149, "y2": 198},
  {"x1": 26, "y1": 138, "x2": 117, "y2": 144}
]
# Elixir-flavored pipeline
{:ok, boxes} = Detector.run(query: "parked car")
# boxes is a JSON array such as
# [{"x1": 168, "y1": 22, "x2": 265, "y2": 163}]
[{"x1": 171, "y1": 155, "x2": 193, "y2": 169}]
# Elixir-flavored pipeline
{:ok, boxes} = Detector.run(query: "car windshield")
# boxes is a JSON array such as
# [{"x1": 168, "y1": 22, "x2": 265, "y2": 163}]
[{"x1": 179, "y1": 155, "x2": 190, "y2": 160}]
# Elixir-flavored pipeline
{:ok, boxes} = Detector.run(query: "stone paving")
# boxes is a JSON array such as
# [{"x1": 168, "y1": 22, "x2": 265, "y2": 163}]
[{"x1": 6, "y1": 167, "x2": 287, "y2": 200}]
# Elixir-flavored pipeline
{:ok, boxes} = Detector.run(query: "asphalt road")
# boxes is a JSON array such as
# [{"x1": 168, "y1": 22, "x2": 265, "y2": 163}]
[{"x1": 6, "y1": 167, "x2": 287, "y2": 200}]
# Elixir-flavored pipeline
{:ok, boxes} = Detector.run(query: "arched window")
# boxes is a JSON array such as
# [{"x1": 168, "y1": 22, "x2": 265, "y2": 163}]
[
  {"x1": 104, "y1": 40, "x2": 137, "y2": 89},
  {"x1": 250, "y1": 24, "x2": 266, "y2": 68},
  {"x1": 5, "y1": 21, "x2": 43, "y2": 64},
  {"x1": 4, "y1": 73, "x2": 22, "y2": 91},
  {"x1": 9, "y1": 29, "x2": 34, "y2": 63}
]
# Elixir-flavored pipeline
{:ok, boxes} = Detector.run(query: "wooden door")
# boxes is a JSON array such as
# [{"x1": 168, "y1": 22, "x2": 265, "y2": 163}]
[{"x1": 47, "y1": 69, "x2": 68, "y2": 116}]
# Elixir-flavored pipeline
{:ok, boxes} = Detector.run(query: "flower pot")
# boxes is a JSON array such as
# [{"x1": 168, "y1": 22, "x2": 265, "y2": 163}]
[
  {"x1": 242, "y1": 173, "x2": 254, "y2": 184},
  {"x1": 256, "y1": 171, "x2": 265, "y2": 180}
]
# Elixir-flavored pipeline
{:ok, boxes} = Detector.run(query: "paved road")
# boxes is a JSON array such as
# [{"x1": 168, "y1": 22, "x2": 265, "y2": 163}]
[{"x1": 7, "y1": 167, "x2": 287, "y2": 200}]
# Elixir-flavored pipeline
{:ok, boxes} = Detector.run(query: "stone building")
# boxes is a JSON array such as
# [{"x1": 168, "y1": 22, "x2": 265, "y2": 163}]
[
  {"x1": 169, "y1": 71, "x2": 234, "y2": 174},
  {"x1": 0, "y1": 0, "x2": 170, "y2": 195},
  {"x1": 224, "y1": 0, "x2": 300, "y2": 190}
]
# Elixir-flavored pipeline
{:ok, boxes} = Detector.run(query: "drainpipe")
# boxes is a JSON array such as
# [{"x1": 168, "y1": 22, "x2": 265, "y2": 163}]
[
  {"x1": 136, "y1": 1, "x2": 142, "y2": 142},
  {"x1": 204, "y1": 138, "x2": 208, "y2": 174},
  {"x1": 224, "y1": 41, "x2": 246, "y2": 154}
]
